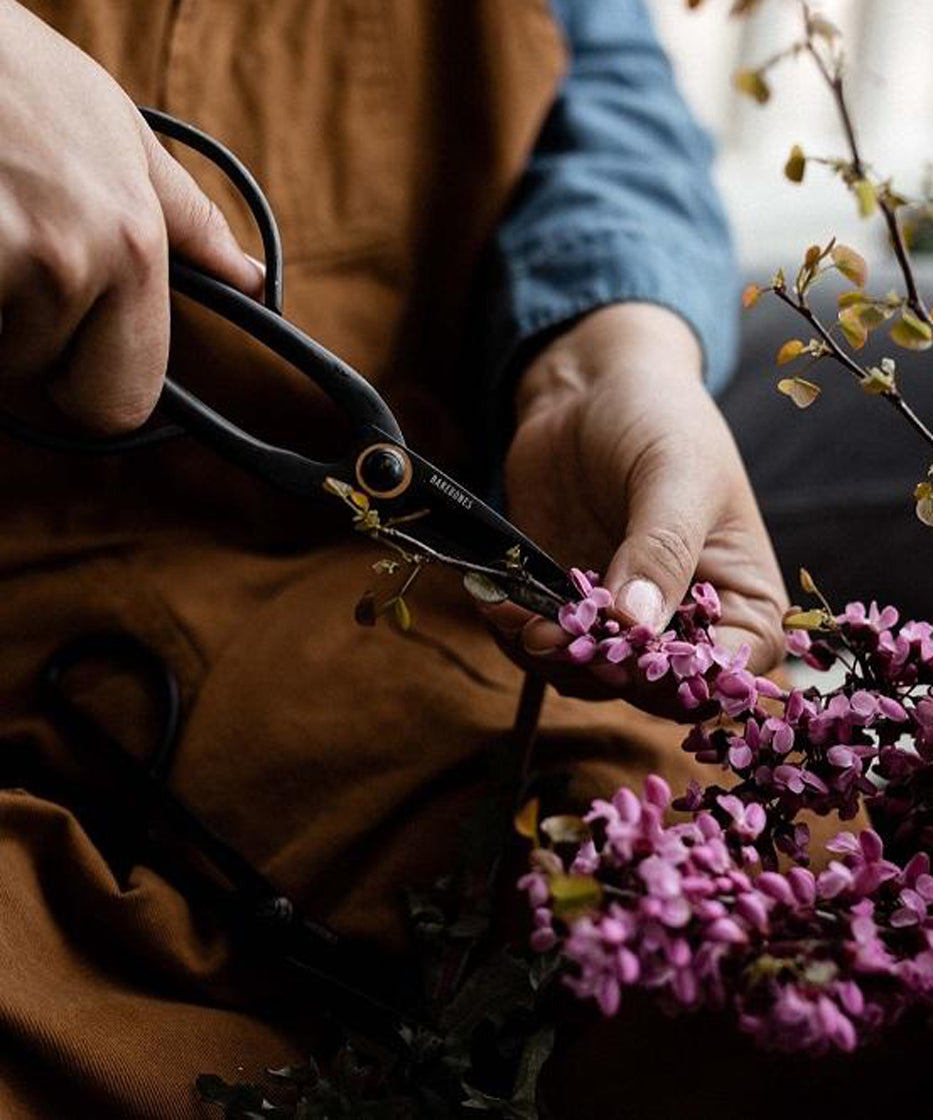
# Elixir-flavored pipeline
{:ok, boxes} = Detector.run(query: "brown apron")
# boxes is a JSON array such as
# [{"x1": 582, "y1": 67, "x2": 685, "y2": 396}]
[{"x1": 0, "y1": 4, "x2": 878, "y2": 1118}]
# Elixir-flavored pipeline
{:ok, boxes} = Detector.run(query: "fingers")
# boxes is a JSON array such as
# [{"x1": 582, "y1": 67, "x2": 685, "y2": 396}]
[
  {"x1": 141, "y1": 125, "x2": 264, "y2": 298},
  {"x1": 603, "y1": 468, "x2": 708, "y2": 634},
  {"x1": 49, "y1": 218, "x2": 170, "y2": 432}
]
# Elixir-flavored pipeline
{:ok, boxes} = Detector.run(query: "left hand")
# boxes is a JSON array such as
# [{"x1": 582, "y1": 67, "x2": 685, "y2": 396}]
[{"x1": 481, "y1": 303, "x2": 788, "y2": 716}]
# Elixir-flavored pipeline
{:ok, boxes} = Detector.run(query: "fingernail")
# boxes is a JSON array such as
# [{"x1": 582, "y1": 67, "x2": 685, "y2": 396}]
[
  {"x1": 244, "y1": 253, "x2": 266, "y2": 292},
  {"x1": 615, "y1": 579, "x2": 665, "y2": 630}
]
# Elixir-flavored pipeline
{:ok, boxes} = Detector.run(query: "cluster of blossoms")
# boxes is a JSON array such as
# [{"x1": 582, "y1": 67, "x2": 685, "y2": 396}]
[{"x1": 520, "y1": 572, "x2": 933, "y2": 1053}]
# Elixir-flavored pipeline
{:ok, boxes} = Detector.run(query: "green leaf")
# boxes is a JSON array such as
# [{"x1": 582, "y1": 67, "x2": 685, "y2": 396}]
[
  {"x1": 853, "y1": 179, "x2": 877, "y2": 218},
  {"x1": 838, "y1": 308, "x2": 868, "y2": 349},
  {"x1": 891, "y1": 309, "x2": 933, "y2": 351},
  {"x1": 784, "y1": 144, "x2": 806, "y2": 183},
  {"x1": 549, "y1": 873, "x2": 602, "y2": 918},
  {"x1": 540, "y1": 815, "x2": 591, "y2": 844},
  {"x1": 831, "y1": 244, "x2": 868, "y2": 287},
  {"x1": 393, "y1": 597, "x2": 412, "y2": 631}
]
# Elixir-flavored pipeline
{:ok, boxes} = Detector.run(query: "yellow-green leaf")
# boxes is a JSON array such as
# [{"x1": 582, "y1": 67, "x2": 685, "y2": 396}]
[
  {"x1": 742, "y1": 283, "x2": 761, "y2": 309},
  {"x1": 782, "y1": 608, "x2": 832, "y2": 631},
  {"x1": 858, "y1": 304, "x2": 887, "y2": 329},
  {"x1": 831, "y1": 244, "x2": 868, "y2": 288},
  {"x1": 541, "y1": 815, "x2": 592, "y2": 845},
  {"x1": 838, "y1": 308, "x2": 868, "y2": 349},
  {"x1": 777, "y1": 339, "x2": 805, "y2": 366},
  {"x1": 734, "y1": 68, "x2": 770, "y2": 104},
  {"x1": 891, "y1": 309, "x2": 933, "y2": 351},
  {"x1": 393, "y1": 597, "x2": 412, "y2": 631},
  {"x1": 350, "y1": 489, "x2": 371, "y2": 512},
  {"x1": 861, "y1": 365, "x2": 896, "y2": 395},
  {"x1": 854, "y1": 179, "x2": 877, "y2": 218},
  {"x1": 838, "y1": 290, "x2": 867, "y2": 309},
  {"x1": 784, "y1": 144, "x2": 806, "y2": 183},
  {"x1": 515, "y1": 797, "x2": 540, "y2": 842},
  {"x1": 777, "y1": 377, "x2": 821, "y2": 409},
  {"x1": 549, "y1": 874, "x2": 603, "y2": 918}
]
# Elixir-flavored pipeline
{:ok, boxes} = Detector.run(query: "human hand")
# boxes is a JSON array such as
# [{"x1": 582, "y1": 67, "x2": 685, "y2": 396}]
[
  {"x1": 483, "y1": 303, "x2": 788, "y2": 716},
  {"x1": 0, "y1": 0, "x2": 262, "y2": 432}
]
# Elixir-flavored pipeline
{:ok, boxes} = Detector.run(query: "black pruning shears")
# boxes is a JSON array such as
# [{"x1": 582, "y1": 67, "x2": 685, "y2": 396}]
[{"x1": 0, "y1": 108, "x2": 574, "y2": 618}]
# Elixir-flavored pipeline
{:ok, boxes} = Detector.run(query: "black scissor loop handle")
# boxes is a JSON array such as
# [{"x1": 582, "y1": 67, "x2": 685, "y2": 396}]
[
  {"x1": 163, "y1": 259, "x2": 402, "y2": 496},
  {"x1": 0, "y1": 108, "x2": 403, "y2": 481}
]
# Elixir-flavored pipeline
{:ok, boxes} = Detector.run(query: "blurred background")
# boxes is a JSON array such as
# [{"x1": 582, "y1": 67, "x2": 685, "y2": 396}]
[
  {"x1": 645, "y1": 0, "x2": 933, "y2": 621},
  {"x1": 647, "y1": 0, "x2": 933, "y2": 270}
]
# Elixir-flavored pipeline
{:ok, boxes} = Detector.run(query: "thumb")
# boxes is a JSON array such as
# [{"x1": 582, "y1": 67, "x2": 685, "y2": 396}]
[
  {"x1": 141, "y1": 126, "x2": 264, "y2": 298},
  {"x1": 603, "y1": 476, "x2": 707, "y2": 633}
]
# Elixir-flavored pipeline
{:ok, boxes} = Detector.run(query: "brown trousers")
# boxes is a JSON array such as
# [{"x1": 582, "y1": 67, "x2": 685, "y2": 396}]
[{"x1": 0, "y1": 4, "x2": 905, "y2": 1118}]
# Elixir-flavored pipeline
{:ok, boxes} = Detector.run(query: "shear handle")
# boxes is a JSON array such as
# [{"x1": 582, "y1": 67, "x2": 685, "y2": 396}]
[{"x1": 163, "y1": 259, "x2": 403, "y2": 497}]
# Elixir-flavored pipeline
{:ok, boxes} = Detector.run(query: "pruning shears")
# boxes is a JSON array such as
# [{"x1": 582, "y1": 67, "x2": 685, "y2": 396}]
[{"x1": 0, "y1": 108, "x2": 574, "y2": 618}]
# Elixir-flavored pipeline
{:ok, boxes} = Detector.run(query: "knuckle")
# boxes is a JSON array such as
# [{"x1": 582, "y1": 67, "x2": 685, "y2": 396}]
[
  {"x1": 641, "y1": 523, "x2": 698, "y2": 585},
  {"x1": 113, "y1": 205, "x2": 166, "y2": 282},
  {"x1": 25, "y1": 221, "x2": 95, "y2": 307}
]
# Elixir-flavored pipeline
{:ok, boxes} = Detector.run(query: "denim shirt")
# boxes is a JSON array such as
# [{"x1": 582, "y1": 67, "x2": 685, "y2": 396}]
[{"x1": 484, "y1": 0, "x2": 738, "y2": 413}]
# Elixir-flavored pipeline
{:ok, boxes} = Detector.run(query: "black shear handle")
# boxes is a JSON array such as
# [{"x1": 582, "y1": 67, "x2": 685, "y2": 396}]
[{"x1": 163, "y1": 259, "x2": 402, "y2": 498}]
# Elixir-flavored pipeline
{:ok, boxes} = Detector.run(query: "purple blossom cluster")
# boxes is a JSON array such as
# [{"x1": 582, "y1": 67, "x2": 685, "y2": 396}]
[{"x1": 520, "y1": 573, "x2": 933, "y2": 1053}]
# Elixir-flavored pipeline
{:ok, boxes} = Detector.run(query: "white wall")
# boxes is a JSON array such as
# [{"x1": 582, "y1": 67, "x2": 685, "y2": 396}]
[{"x1": 647, "y1": 0, "x2": 933, "y2": 269}]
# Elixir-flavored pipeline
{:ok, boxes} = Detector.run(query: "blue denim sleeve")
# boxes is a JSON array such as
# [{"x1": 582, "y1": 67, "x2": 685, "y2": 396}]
[{"x1": 485, "y1": 0, "x2": 739, "y2": 398}]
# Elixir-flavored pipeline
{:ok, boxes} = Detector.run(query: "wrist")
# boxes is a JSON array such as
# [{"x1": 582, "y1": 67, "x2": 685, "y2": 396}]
[{"x1": 515, "y1": 302, "x2": 704, "y2": 425}]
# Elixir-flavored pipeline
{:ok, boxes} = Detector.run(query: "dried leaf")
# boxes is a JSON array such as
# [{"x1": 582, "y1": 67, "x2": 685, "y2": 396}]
[
  {"x1": 540, "y1": 815, "x2": 591, "y2": 845},
  {"x1": 777, "y1": 377, "x2": 821, "y2": 409},
  {"x1": 891, "y1": 309, "x2": 933, "y2": 351},
  {"x1": 777, "y1": 339, "x2": 805, "y2": 366},
  {"x1": 515, "y1": 797, "x2": 540, "y2": 842},
  {"x1": 784, "y1": 144, "x2": 806, "y2": 183},
  {"x1": 734, "y1": 67, "x2": 770, "y2": 104},
  {"x1": 549, "y1": 874, "x2": 602, "y2": 919},
  {"x1": 808, "y1": 14, "x2": 840, "y2": 40},
  {"x1": 463, "y1": 570, "x2": 508, "y2": 604},
  {"x1": 742, "y1": 283, "x2": 761, "y2": 309},
  {"x1": 804, "y1": 244, "x2": 823, "y2": 268},
  {"x1": 916, "y1": 481, "x2": 933, "y2": 527},
  {"x1": 354, "y1": 590, "x2": 378, "y2": 627},
  {"x1": 799, "y1": 568, "x2": 818, "y2": 595},
  {"x1": 854, "y1": 179, "x2": 877, "y2": 218},
  {"x1": 831, "y1": 244, "x2": 868, "y2": 287}
]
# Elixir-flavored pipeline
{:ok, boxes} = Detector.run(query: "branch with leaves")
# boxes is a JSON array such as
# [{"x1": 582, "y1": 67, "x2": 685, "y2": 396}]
[{"x1": 701, "y1": 0, "x2": 933, "y2": 523}]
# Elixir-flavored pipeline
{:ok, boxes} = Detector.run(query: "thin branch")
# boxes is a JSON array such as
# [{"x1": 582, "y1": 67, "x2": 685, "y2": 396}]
[
  {"x1": 773, "y1": 286, "x2": 933, "y2": 451},
  {"x1": 801, "y1": 4, "x2": 929, "y2": 321}
]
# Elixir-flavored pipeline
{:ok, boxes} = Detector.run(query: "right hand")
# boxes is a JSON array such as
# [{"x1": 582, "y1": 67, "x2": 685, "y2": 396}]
[{"x1": 0, "y1": 0, "x2": 263, "y2": 433}]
